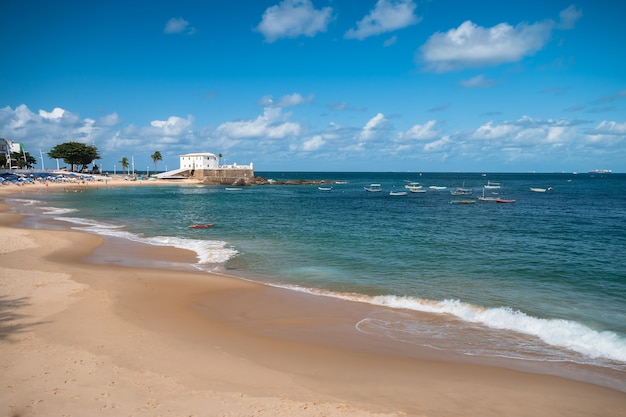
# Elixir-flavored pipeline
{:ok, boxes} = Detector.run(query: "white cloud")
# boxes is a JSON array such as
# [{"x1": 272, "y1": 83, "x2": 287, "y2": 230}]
[
  {"x1": 39, "y1": 108, "x2": 65, "y2": 119},
  {"x1": 256, "y1": 0, "x2": 333, "y2": 43},
  {"x1": 0, "y1": 105, "x2": 119, "y2": 153},
  {"x1": 586, "y1": 120, "x2": 626, "y2": 145},
  {"x1": 360, "y1": 112, "x2": 389, "y2": 140},
  {"x1": 96, "y1": 112, "x2": 122, "y2": 127},
  {"x1": 164, "y1": 17, "x2": 195, "y2": 35},
  {"x1": 261, "y1": 93, "x2": 314, "y2": 108},
  {"x1": 419, "y1": 6, "x2": 582, "y2": 72},
  {"x1": 345, "y1": 0, "x2": 420, "y2": 40},
  {"x1": 258, "y1": 95, "x2": 275, "y2": 107},
  {"x1": 557, "y1": 5, "x2": 582, "y2": 29},
  {"x1": 276, "y1": 93, "x2": 314, "y2": 107},
  {"x1": 301, "y1": 134, "x2": 325, "y2": 151},
  {"x1": 471, "y1": 117, "x2": 580, "y2": 148},
  {"x1": 472, "y1": 120, "x2": 519, "y2": 140},
  {"x1": 330, "y1": 102, "x2": 349, "y2": 111},
  {"x1": 383, "y1": 35, "x2": 397, "y2": 47},
  {"x1": 149, "y1": 115, "x2": 194, "y2": 136},
  {"x1": 460, "y1": 74, "x2": 496, "y2": 88},
  {"x1": 396, "y1": 120, "x2": 438, "y2": 141},
  {"x1": 423, "y1": 136, "x2": 451, "y2": 153},
  {"x1": 2, "y1": 103, "x2": 623, "y2": 172},
  {"x1": 593, "y1": 120, "x2": 626, "y2": 134},
  {"x1": 216, "y1": 107, "x2": 301, "y2": 139},
  {"x1": 0, "y1": 104, "x2": 36, "y2": 129},
  {"x1": 419, "y1": 19, "x2": 553, "y2": 72}
]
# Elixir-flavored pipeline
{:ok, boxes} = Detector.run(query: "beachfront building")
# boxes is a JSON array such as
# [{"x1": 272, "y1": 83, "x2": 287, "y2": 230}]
[
  {"x1": 156, "y1": 152, "x2": 254, "y2": 185},
  {"x1": 0, "y1": 137, "x2": 22, "y2": 169},
  {"x1": 180, "y1": 152, "x2": 219, "y2": 170}
]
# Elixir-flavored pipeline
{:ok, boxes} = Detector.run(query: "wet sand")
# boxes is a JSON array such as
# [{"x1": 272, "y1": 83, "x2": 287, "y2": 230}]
[{"x1": 1, "y1": 179, "x2": 625, "y2": 416}]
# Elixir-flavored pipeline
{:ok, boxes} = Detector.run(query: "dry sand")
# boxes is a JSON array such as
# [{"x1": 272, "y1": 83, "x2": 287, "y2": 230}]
[{"x1": 1, "y1": 178, "x2": 625, "y2": 417}]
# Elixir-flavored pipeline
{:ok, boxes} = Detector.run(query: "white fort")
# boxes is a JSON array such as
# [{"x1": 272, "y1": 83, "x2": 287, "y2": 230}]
[{"x1": 156, "y1": 152, "x2": 254, "y2": 185}]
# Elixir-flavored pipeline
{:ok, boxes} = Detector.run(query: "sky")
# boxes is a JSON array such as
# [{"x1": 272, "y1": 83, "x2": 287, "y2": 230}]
[{"x1": 1, "y1": 0, "x2": 625, "y2": 173}]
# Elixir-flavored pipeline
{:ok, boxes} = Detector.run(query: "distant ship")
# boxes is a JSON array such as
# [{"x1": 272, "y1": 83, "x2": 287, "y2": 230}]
[{"x1": 588, "y1": 169, "x2": 612, "y2": 174}]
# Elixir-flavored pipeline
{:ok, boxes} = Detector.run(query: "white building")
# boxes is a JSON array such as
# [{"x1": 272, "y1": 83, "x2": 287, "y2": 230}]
[
  {"x1": 179, "y1": 152, "x2": 253, "y2": 171},
  {"x1": 156, "y1": 152, "x2": 253, "y2": 181},
  {"x1": 179, "y1": 152, "x2": 219, "y2": 170},
  {"x1": 0, "y1": 138, "x2": 23, "y2": 169}
]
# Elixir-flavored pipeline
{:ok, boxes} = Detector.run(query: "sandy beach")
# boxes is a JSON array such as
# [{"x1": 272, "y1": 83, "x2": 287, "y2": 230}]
[{"x1": 1, "y1": 178, "x2": 625, "y2": 417}]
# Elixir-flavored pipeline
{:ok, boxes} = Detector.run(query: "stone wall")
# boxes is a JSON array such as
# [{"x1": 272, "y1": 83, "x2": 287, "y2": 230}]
[{"x1": 192, "y1": 168, "x2": 255, "y2": 185}]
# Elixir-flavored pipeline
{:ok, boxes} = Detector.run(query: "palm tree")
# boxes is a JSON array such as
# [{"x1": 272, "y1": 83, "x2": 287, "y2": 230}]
[
  {"x1": 151, "y1": 151, "x2": 162, "y2": 172},
  {"x1": 119, "y1": 157, "x2": 129, "y2": 175},
  {"x1": 218, "y1": 153, "x2": 223, "y2": 167}
]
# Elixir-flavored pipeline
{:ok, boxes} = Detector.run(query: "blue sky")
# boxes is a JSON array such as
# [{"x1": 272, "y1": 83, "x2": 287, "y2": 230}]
[{"x1": 1, "y1": 0, "x2": 625, "y2": 173}]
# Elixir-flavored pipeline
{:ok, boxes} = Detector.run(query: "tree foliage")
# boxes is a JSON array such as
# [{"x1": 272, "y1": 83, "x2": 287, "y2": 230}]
[
  {"x1": 48, "y1": 142, "x2": 101, "y2": 172},
  {"x1": 119, "y1": 157, "x2": 130, "y2": 174},
  {"x1": 151, "y1": 151, "x2": 162, "y2": 171}
]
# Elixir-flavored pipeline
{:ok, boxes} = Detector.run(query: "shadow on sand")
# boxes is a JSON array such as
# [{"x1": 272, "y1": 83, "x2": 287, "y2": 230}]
[{"x1": 0, "y1": 294, "x2": 45, "y2": 342}]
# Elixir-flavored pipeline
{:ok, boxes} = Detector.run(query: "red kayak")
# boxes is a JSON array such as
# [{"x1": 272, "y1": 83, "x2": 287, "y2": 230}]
[{"x1": 188, "y1": 223, "x2": 214, "y2": 229}]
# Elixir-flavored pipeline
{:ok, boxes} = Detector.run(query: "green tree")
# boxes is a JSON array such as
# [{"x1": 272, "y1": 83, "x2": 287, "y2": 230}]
[
  {"x1": 48, "y1": 142, "x2": 100, "y2": 172},
  {"x1": 218, "y1": 153, "x2": 223, "y2": 166},
  {"x1": 119, "y1": 157, "x2": 130, "y2": 174},
  {"x1": 151, "y1": 151, "x2": 162, "y2": 172}
]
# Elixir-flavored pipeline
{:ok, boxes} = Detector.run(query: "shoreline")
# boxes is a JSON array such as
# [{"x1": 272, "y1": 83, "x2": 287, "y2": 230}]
[{"x1": 1, "y1": 181, "x2": 625, "y2": 416}]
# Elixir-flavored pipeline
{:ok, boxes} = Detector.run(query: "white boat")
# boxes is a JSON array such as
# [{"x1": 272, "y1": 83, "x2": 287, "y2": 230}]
[
  {"x1": 409, "y1": 188, "x2": 426, "y2": 193},
  {"x1": 318, "y1": 186, "x2": 332, "y2": 191},
  {"x1": 428, "y1": 185, "x2": 447, "y2": 190},
  {"x1": 530, "y1": 187, "x2": 550, "y2": 193},
  {"x1": 364, "y1": 184, "x2": 382, "y2": 192},
  {"x1": 484, "y1": 181, "x2": 501, "y2": 189},
  {"x1": 225, "y1": 187, "x2": 243, "y2": 191},
  {"x1": 404, "y1": 182, "x2": 422, "y2": 191},
  {"x1": 478, "y1": 187, "x2": 498, "y2": 201},
  {"x1": 389, "y1": 191, "x2": 408, "y2": 196},
  {"x1": 451, "y1": 188, "x2": 473, "y2": 196},
  {"x1": 451, "y1": 182, "x2": 473, "y2": 195}
]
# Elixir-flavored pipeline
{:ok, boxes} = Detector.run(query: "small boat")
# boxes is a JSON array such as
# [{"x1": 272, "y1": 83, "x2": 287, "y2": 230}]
[
  {"x1": 451, "y1": 182, "x2": 473, "y2": 195},
  {"x1": 530, "y1": 187, "x2": 546, "y2": 192},
  {"x1": 449, "y1": 199, "x2": 476, "y2": 204},
  {"x1": 484, "y1": 181, "x2": 501, "y2": 189},
  {"x1": 389, "y1": 191, "x2": 408, "y2": 196},
  {"x1": 478, "y1": 187, "x2": 498, "y2": 201},
  {"x1": 409, "y1": 188, "x2": 426, "y2": 193},
  {"x1": 428, "y1": 185, "x2": 447, "y2": 190},
  {"x1": 318, "y1": 186, "x2": 332, "y2": 191},
  {"x1": 364, "y1": 184, "x2": 382, "y2": 192},
  {"x1": 188, "y1": 223, "x2": 214, "y2": 229},
  {"x1": 478, "y1": 195, "x2": 498, "y2": 201},
  {"x1": 225, "y1": 187, "x2": 243, "y2": 191},
  {"x1": 404, "y1": 182, "x2": 422, "y2": 190},
  {"x1": 496, "y1": 198, "x2": 516, "y2": 203},
  {"x1": 451, "y1": 188, "x2": 473, "y2": 196}
]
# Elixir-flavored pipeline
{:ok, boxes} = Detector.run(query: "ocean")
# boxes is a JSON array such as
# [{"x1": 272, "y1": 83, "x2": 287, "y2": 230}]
[{"x1": 9, "y1": 171, "x2": 626, "y2": 389}]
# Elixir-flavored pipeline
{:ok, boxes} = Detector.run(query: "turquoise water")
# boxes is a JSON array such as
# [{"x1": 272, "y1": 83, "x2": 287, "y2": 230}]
[{"x1": 11, "y1": 172, "x2": 626, "y2": 384}]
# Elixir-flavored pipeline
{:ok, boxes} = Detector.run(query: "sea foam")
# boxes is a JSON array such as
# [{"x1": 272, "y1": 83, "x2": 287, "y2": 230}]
[
  {"x1": 55, "y1": 216, "x2": 238, "y2": 265},
  {"x1": 371, "y1": 295, "x2": 626, "y2": 364},
  {"x1": 274, "y1": 284, "x2": 626, "y2": 365}
]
